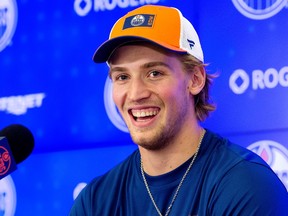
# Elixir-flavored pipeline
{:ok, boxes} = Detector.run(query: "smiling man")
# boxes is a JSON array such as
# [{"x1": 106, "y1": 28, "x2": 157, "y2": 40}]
[
  {"x1": 69, "y1": 5, "x2": 288, "y2": 216},
  {"x1": 109, "y1": 42, "x2": 203, "y2": 155}
]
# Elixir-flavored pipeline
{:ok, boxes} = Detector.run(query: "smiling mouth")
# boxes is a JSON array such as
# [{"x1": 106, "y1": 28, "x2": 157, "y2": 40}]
[{"x1": 130, "y1": 108, "x2": 160, "y2": 122}]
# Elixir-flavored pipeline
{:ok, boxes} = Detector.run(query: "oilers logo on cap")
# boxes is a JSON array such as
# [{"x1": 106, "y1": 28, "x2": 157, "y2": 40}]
[
  {"x1": 123, "y1": 14, "x2": 155, "y2": 29},
  {"x1": 131, "y1": 15, "x2": 145, "y2": 26},
  {"x1": 0, "y1": 0, "x2": 18, "y2": 52}
]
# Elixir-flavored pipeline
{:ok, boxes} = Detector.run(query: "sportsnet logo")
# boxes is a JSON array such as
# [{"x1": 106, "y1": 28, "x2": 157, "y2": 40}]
[
  {"x1": 0, "y1": 93, "x2": 46, "y2": 115},
  {"x1": 232, "y1": 0, "x2": 288, "y2": 20},
  {"x1": 247, "y1": 140, "x2": 288, "y2": 190},
  {"x1": 0, "y1": 0, "x2": 18, "y2": 52}
]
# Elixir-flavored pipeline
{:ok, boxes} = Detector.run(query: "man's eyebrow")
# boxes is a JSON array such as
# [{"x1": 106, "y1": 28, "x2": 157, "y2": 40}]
[
  {"x1": 109, "y1": 61, "x2": 171, "y2": 77},
  {"x1": 141, "y1": 61, "x2": 172, "y2": 70},
  {"x1": 109, "y1": 66, "x2": 126, "y2": 78}
]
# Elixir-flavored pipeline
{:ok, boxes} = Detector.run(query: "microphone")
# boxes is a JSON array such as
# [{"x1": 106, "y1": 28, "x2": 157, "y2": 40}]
[{"x1": 0, "y1": 124, "x2": 35, "y2": 180}]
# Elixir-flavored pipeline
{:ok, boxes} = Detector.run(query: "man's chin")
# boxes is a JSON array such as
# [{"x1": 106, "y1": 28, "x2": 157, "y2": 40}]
[{"x1": 132, "y1": 137, "x2": 168, "y2": 151}]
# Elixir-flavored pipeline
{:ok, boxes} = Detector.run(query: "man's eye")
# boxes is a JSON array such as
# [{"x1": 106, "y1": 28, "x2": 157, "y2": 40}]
[
  {"x1": 149, "y1": 70, "x2": 161, "y2": 77},
  {"x1": 115, "y1": 74, "x2": 128, "y2": 81}
]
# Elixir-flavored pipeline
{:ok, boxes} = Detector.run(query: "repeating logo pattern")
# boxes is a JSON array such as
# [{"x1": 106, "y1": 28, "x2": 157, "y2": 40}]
[
  {"x1": 0, "y1": 175, "x2": 17, "y2": 216},
  {"x1": 232, "y1": 0, "x2": 288, "y2": 19},
  {"x1": 0, "y1": 93, "x2": 46, "y2": 115},
  {"x1": 104, "y1": 77, "x2": 129, "y2": 133},
  {"x1": 229, "y1": 66, "x2": 288, "y2": 94},
  {"x1": 248, "y1": 140, "x2": 288, "y2": 190},
  {"x1": 0, "y1": 0, "x2": 17, "y2": 52},
  {"x1": 73, "y1": 0, "x2": 160, "y2": 16}
]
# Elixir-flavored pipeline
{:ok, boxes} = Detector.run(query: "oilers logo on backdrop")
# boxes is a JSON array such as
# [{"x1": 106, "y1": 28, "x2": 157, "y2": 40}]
[
  {"x1": 232, "y1": 0, "x2": 288, "y2": 20},
  {"x1": 104, "y1": 77, "x2": 129, "y2": 133},
  {"x1": 73, "y1": 182, "x2": 87, "y2": 200},
  {"x1": 247, "y1": 140, "x2": 288, "y2": 190},
  {"x1": 0, "y1": 0, "x2": 17, "y2": 52},
  {"x1": 0, "y1": 175, "x2": 17, "y2": 216}
]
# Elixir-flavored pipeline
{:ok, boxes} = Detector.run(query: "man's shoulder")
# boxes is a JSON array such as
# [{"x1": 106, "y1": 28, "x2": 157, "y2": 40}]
[
  {"x1": 88, "y1": 149, "x2": 139, "y2": 188},
  {"x1": 198, "y1": 130, "x2": 288, "y2": 214},
  {"x1": 203, "y1": 130, "x2": 268, "y2": 166},
  {"x1": 200, "y1": 130, "x2": 273, "y2": 181}
]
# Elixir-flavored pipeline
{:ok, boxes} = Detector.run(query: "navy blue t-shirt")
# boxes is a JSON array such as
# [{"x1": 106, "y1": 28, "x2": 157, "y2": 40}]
[{"x1": 69, "y1": 130, "x2": 288, "y2": 215}]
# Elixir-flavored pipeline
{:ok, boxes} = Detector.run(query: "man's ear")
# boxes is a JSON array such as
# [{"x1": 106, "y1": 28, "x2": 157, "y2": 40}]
[{"x1": 188, "y1": 66, "x2": 206, "y2": 95}]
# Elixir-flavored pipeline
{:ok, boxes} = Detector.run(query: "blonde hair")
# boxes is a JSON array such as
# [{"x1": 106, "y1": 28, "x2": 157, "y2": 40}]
[{"x1": 178, "y1": 53, "x2": 216, "y2": 122}]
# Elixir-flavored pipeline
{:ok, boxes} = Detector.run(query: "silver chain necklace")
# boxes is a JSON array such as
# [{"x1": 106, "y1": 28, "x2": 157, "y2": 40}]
[{"x1": 140, "y1": 130, "x2": 205, "y2": 216}]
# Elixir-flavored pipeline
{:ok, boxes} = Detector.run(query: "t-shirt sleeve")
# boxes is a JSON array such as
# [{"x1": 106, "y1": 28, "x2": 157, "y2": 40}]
[{"x1": 207, "y1": 160, "x2": 288, "y2": 216}]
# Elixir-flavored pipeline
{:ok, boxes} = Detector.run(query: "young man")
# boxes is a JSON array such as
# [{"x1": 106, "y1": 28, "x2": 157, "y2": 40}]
[{"x1": 70, "y1": 5, "x2": 288, "y2": 216}]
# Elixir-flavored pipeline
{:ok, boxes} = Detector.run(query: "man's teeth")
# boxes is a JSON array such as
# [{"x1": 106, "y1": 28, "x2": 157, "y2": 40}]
[{"x1": 132, "y1": 110, "x2": 158, "y2": 118}]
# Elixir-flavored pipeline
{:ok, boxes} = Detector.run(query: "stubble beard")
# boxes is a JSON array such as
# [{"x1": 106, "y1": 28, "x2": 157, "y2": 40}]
[
  {"x1": 131, "y1": 124, "x2": 172, "y2": 151},
  {"x1": 130, "y1": 103, "x2": 188, "y2": 151}
]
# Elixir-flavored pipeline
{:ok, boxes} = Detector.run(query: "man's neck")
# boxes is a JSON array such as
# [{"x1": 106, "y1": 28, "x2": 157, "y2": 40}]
[{"x1": 139, "y1": 126, "x2": 204, "y2": 176}]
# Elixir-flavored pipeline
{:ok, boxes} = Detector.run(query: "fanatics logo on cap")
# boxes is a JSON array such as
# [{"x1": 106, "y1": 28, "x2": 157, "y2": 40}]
[
  {"x1": 187, "y1": 39, "x2": 195, "y2": 50},
  {"x1": 123, "y1": 14, "x2": 155, "y2": 29}
]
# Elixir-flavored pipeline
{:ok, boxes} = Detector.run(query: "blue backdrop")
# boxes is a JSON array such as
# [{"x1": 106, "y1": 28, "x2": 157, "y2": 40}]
[{"x1": 1, "y1": 0, "x2": 287, "y2": 215}]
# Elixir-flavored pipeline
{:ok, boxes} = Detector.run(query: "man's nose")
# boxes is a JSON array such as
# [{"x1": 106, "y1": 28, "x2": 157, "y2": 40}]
[{"x1": 127, "y1": 78, "x2": 151, "y2": 102}]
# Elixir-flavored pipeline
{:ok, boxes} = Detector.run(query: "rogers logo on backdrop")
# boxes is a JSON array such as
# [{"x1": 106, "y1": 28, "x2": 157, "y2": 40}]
[
  {"x1": 247, "y1": 140, "x2": 288, "y2": 190},
  {"x1": 74, "y1": 0, "x2": 160, "y2": 16},
  {"x1": 232, "y1": 0, "x2": 288, "y2": 20},
  {"x1": 229, "y1": 66, "x2": 288, "y2": 94}
]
